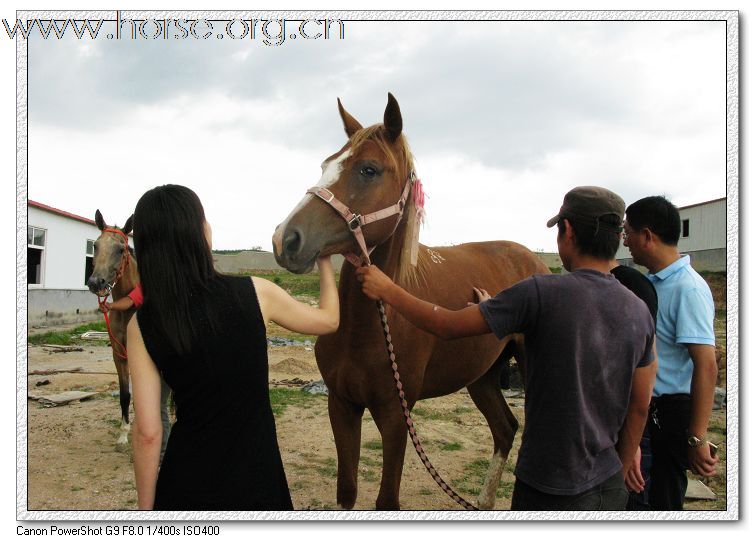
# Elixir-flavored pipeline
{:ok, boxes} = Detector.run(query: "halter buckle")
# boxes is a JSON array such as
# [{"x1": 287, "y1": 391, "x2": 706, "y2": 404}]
[{"x1": 348, "y1": 214, "x2": 362, "y2": 231}]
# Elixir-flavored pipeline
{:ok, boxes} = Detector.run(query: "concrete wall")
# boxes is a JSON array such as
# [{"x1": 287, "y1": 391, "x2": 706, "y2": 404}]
[
  {"x1": 28, "y1": 289, "x2": 102, "y2": 327},
  {"x1": 213, "y1": 251, "x2": 345, "y2": 274}
]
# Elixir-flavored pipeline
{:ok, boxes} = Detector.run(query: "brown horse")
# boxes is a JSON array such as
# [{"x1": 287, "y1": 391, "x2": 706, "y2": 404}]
[
  {"x1": 87, "y1": 210, "x2": 137, "y2": 451},
  {"x1": 273, "y1": 94, "x2": 549, "y2": 510}
]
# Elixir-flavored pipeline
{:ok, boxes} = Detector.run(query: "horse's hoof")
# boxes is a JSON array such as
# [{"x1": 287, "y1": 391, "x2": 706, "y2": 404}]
[
  {"x1": 476, "y1": 498, "x2": 495, "y2": 511},
  {"x1": 115, "y1": 440, "x2": 130, "y2": 453}
]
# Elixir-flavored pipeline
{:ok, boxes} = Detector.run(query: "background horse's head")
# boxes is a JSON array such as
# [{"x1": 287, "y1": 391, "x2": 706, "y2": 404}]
[
  {"x1": 87, "y1": 210, "x2": 134, "y2": 296},
  {"x1": 273, "y1": 93, "x2": 417, "y2": 274}
]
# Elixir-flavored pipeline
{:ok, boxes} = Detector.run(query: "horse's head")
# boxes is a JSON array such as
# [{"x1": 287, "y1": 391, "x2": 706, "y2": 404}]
[
  {"x1": 273, "y1": 93, "x2": 416, "y2": 274},
  {"x1": 86, "y1": 210, "x2": 134, "y2": 296}
]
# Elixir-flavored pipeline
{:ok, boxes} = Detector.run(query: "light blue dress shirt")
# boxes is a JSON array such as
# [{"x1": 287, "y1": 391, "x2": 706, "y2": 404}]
[{"x1": 647, "y1": 255, "x2": 715, "y2": 396}]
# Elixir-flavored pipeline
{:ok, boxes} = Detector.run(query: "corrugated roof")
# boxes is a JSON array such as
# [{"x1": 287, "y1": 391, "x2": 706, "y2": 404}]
[{"x1": 678, "y1": 197, "x2": 726, "y2": 211}]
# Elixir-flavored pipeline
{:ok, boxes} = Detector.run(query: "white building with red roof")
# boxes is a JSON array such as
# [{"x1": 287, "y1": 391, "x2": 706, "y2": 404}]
[{"x1": 27, "y1": 201, "x2": 121, "y2": 326}]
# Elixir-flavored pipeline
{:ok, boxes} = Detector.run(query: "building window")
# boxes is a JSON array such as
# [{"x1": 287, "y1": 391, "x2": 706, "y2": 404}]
[
  {"x1": 28, "y1": 226, "x2": 46, "y2": 285},
  {"x1": 682, "y1": 219, "x2": 690, "y2": 238},
  {"x1": 84, "y1": 239, "x2": 95, "y2": 286}
]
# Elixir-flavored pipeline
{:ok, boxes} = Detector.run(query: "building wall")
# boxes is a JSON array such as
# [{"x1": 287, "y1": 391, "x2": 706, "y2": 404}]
[
  {"x1": 28, "y1": 289, "x2": 101, "y2": 327},
  {"x1": 28, "y1": 206, "x2": 104, "y2": 290},
  {"x1": 617, "y1": 248, "x2": 726, "y2": 274},
  {"x1": 27, "y1": 206, "x2": 119, "y2": 327},
  {"x1": 615, "y1": 198, "x2": 725, "y2": 272},
  {"x1": 677, "y1": 199, "x2": 726, "y2": 253}
]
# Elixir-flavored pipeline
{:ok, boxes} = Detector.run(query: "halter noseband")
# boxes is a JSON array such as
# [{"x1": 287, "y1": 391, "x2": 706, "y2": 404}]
[{"x1": 306, "y1": 173, "x2": 414, "y2": 267}]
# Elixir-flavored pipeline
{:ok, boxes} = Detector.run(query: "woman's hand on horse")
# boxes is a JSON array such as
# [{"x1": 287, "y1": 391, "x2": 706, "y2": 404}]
[{"x1": 356, "y1": 265, "x2": 395, "y2": 302}]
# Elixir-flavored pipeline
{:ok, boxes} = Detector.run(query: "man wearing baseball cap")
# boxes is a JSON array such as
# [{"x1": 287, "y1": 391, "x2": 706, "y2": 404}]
[{"x1": 356, "y1": 186, "x2": 657, "y2": 510}]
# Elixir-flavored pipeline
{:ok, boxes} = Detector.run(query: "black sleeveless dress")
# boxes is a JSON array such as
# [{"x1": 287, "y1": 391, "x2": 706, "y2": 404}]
[{"x1": 136, "y1": 275, "x2": 293, "y2": 511}]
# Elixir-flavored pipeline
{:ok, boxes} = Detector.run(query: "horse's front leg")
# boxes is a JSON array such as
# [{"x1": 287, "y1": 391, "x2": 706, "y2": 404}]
[
  {"x1": 114, "y1": 356, "x2": 131, "y2": 452},
  {"x1": 328, "y1": 392, "x2": 364, "y2": 510},
  {"x1": 371, "y1": 402, "x2": 409, "y2": 510}
]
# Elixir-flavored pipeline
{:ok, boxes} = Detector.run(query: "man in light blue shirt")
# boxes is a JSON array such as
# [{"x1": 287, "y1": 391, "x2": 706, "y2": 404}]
[{"x1": 623, "y1": 196, "x2": 718, "y2": 510}]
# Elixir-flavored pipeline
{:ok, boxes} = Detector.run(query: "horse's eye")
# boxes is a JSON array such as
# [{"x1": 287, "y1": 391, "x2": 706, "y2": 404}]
[{"x1": 361, "y1": 166, "x2": 377, "y2": 178}]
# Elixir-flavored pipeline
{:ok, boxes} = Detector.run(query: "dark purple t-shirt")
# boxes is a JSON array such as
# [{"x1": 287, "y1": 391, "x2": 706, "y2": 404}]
[{"x1": 479, "y1": 269, "x2": 655, "y2": 496}]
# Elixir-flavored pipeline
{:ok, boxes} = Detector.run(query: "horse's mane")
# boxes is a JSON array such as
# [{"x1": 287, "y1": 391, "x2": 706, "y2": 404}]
[{"x1": 349, "y1": 125, "x2": 427, "y2": 289}]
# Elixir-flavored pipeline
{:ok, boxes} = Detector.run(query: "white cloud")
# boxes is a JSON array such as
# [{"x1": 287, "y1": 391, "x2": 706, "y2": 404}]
[{"x1": 28, "y1": 19, "x2": 726, "y2": 253}]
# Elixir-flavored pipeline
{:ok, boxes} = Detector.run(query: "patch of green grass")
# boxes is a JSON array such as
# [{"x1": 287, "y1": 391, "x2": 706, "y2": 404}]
[
  {"x1": 452, "y1": 457, "x2": 517, "y2": 501},
  {"x1": 268, "y1": 388, "x2": 323, "y2": 416},
  {"x1": 548, "y1": 266, "x2": 562, "y2": 274},
  {"x1": 440, "y1": 442, "x2": 463, "y2": 452},
  {"x1": 359, "y1": 469, "x2": 378, "y2": 482},
  {"x1": 233, "y1": 270, "x2": 340, "y2": 298},
  {"x1": 465, "y1": 458, "x2": 490, "y2": 477},
  {"x1": 290, "y1": 480, "x2": 308, "y2": 491},
  {"x1": 419, "y1": 488, "x2": 433, "y2": 496},
  {"x1": 315, "y1": 457, "x2": 338, "y2": 478},
  {"x1": 412, "y1": 406, "x2": 472, "y2": 422},
  {"x1": 497, "y1": 481, "x2": 515, "y2": 499},
  {"x1": 363, "y1": 439, "x2": 383, "y2": 451},
  {"x1": 360, "y1": 456, "x2": 382, "y2": 467},
  {"x1": 70, "y1": 487, "x2": 83, "y2": 492},
  {"x1": 28, "y1": 321, "x2": 108, "y2": 346},
  {"x1": 307, "y1": 498, "x2": 335, "y2": 510}
]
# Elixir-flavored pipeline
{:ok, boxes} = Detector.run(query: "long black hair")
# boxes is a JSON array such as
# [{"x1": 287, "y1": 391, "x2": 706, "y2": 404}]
[{"x1": 134, "y1": 184, "x2": 219, "y2": 356}]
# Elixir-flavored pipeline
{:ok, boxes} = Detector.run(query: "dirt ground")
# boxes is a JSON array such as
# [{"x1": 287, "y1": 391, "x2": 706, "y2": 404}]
[{"x1": 25, "y1": 343, "x2": 727, "y2": 512}]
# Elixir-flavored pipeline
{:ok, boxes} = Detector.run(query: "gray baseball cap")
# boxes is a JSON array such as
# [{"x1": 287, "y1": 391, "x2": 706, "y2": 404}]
[{"x1": 546, "y1": 186, "x2": 625, "y2": 231}]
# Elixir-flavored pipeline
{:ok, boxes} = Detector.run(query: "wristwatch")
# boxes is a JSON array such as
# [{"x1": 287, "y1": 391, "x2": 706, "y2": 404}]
[{"x1": 687, "y1": 434, "x2": 704, "y2": 448}]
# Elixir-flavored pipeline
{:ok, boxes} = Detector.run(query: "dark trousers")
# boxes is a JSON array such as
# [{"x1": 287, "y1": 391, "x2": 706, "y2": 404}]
[
  {"x1": 647, "y1": 394, "x2": 691, "y2": 510},
  {"x1": 511, "y1": 471, "x2": 628, "y2": 511},
  {"x1": 626, "y1": 424, "x2": 652, "y2": 510}
]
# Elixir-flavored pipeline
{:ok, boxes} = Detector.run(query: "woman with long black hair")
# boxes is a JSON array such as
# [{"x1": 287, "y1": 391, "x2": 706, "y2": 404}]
[{"x1": 128, "y1": 184, "x2": 339, "y2": 510}]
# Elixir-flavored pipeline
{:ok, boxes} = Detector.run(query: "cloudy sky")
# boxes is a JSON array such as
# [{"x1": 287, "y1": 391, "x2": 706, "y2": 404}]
[{"x1": 27, "y1": 16, "x2": 726, "y2": 253}]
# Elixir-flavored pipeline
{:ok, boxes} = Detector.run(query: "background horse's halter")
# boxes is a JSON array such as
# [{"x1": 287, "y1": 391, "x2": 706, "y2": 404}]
[
  {"x1": 308, "y1": 174, "x2": 480, "y2": 511},
  {"x1": 95, "y1": 227, "x2": 131, "y2": 361}
]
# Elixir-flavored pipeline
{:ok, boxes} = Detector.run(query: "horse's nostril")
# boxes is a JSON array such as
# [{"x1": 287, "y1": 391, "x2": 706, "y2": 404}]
[
  {"x1": 88, "y1": 276, "x2": 104, "y2": 291},
  {"x1": 283, "y1": 229, "x2": 303, "y2": 257}
]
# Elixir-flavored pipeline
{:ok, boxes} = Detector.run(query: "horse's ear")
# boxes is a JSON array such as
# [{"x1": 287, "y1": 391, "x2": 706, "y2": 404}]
[
  {"x1": 122, "y1": 215, "x2": 134, "y2": 236},
  {"x1": 383, "y1": 92, "x2": 403, "y2": 142},
  {"x1": 95, "y1": 209, "x2": 105, "y2": 231},
  {"x1": 337, "y1": 98, "x2": 363, "y2": 138}
]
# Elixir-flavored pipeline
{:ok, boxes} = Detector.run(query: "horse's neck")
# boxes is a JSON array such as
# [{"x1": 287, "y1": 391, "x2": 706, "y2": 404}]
[{"x1": 110, "y1": 256, "x2": 138, "y2": 300}]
